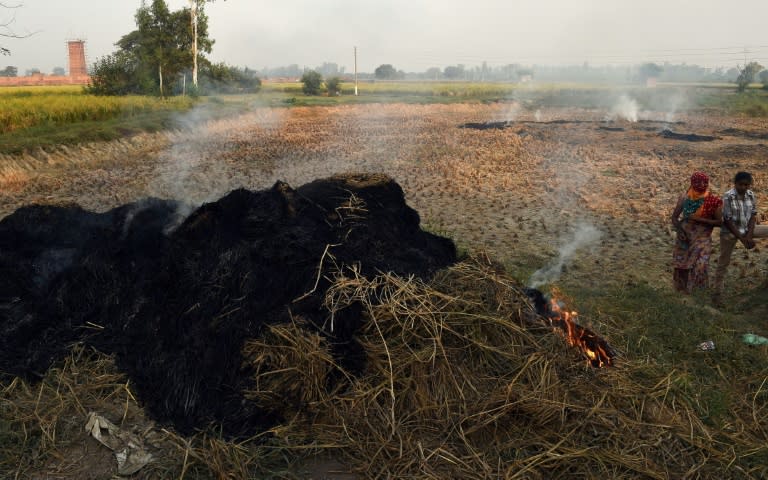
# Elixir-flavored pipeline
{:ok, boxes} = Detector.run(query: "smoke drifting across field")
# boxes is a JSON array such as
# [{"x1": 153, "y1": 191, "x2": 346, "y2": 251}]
[
  {"x1": 529, "y1": 223, "x2": 603, "y2": 288},
  {"x1": 143, "y1": 100, "x2": 288, "y2": 221}
]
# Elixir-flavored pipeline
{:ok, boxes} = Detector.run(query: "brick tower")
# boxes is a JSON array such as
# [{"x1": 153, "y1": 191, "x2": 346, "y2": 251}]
[{"x1": 67, "y1": 40, "x2": 87, "y2": 77}]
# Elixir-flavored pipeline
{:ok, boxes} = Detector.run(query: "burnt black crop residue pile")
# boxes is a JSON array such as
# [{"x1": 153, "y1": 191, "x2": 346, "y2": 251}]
[
  {"x1": 0, "y1": 173, "x2": 456, "y2": 438},
  {"x1": 659, "y1": 129, "x2": 719, "y2": 142}
]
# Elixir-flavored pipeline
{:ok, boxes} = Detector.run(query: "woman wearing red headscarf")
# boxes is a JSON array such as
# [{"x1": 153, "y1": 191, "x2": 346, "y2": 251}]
[{"x1": 671, "y1": 172, "x2": 723, "y2": 293}]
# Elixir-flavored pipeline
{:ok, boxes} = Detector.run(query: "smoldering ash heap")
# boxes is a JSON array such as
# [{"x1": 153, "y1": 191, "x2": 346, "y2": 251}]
[{"x1": 0, "y1": 174, "x2": 457, "y2": 437}]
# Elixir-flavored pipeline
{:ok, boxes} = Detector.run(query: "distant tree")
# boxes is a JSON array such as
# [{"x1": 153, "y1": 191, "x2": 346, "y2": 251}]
[
  {"x1": 501, "y1": 64, "x2": 519, "y2": 81},
  {"x1": 638, "y1": 62, "x2": 663, "y2": 82},
  {"x1": 759, "y1": 69, "x2": 768, "y2": 90},
  {"x1": 425, "y1": 67, "x2": 441, "y2": 80},
  {"x1": 0, "y1": 65, "x2": 17, "y2": 76},
  {"x1": 52, "y1": 66, "x2": 65, "y2": 76},
  {"x1": 317, "y1": 62, "x2": 343, "y2": 77},
  {"x1": 87, "y1": 51, "x2": 145, "y2": 95},
  {"x1": 199, "y1": 62, "x2": 261, "y2": 94},
  {"x1": 98, "y1": 0, "x2": 212, "y2": 96},
  {"x1": 725, "y1": 67, "x2": 740, "y2": 82},
  {"x1": 24, "y1": 67, "x2": 39, "y2": 76},
  {"x1": 516, "y1": 68, "x2": 534, "y2": 81},
  {"x1": 736, "y1": 62, "x2": 763, "y2": 92},
  {"x1": 259, "y1": 64, "x2": 301, "y2": 78},
  {"x1": 374, "y1": 64, "x2": 397, "y2": 80},
  {"x1": 443, "y1": 65, "x2": 465, "y2": 80},
  {"x1": 325, "y1": 76, "x2": 341, "y2": 96},
  {"x1": 301, "y1": 70, "x2": 322, "y2": 95},
  {"x1": 121, "y1": 0, "x2": 196, "y2": 96}
]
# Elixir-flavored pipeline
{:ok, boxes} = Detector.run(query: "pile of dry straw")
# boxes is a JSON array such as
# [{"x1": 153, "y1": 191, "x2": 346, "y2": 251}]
[{"x1": 2, "y1": 255, "x2": 765, "y2": 479}]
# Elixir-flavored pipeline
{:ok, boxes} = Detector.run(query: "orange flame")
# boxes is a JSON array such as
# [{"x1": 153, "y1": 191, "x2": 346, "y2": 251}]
[{"x1": 547, "y1": 293, "x2": 614, "y2": 368}]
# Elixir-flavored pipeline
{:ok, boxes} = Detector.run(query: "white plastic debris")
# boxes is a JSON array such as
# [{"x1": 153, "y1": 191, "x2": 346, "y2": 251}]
[{"x1": 85, "y1": 412, "x2": 153, "y2": 476}]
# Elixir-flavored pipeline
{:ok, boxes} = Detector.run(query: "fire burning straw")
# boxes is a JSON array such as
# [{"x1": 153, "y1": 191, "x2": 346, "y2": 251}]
[{"x1": 527, "y1": 223, "x2": 615, "y2": 368}]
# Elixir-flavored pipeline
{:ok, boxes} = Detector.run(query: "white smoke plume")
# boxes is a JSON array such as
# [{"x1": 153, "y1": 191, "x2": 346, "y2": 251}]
[
  {"x1": 528, "y1": 223, "x2": 603, "y2": 288},
  {"x1": 147, "y1": 102, "x2": 284, "y2": 204},
  {"x1": 663, "y1": 91, "x2": 688, "y2": 124},
  {"x1": 606, "y1": 94, "x2": 639, "y2": 122}
]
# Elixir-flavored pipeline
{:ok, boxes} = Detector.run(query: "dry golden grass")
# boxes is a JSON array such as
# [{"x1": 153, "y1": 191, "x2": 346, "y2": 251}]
[{"x1": 1, "y1": 102, "x2": 765, "y2": 289}]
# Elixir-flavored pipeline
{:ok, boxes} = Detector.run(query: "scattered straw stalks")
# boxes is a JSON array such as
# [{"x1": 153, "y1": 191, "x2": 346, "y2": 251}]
[
  {"x1": 0, "y1": 134, "x2": 170, "y2": 189},
  {"x1": 244, "y1": 256, "x2": 766, "y2": 479},
  {"x1": 0, "y1": 346, "x2": 290, "y2": 479},
  {"x1": 2, "y1": 256, "x2": 767, "y2": 479}
]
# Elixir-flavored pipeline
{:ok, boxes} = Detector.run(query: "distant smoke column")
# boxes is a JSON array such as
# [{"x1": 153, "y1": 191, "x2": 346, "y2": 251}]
[{"x1": 68, "y1": 41, "x2": 87, "y2": 77}]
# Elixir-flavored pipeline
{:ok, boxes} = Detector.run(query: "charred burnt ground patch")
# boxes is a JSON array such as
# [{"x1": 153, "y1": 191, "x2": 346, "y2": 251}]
[{"x1": 0, "y1": 173, "x2": 457, "y2": 438}]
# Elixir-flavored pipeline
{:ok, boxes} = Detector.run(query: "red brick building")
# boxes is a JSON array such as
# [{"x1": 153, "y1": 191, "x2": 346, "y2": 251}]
[{"x1": 0, "y1": 40, "x2": 91, "y2": 87}]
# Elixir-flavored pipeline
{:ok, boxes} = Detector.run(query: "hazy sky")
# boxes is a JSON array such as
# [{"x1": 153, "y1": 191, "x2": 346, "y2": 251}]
[{"x1": 2, "y1": 0, "x2": 767, "y2": 74}]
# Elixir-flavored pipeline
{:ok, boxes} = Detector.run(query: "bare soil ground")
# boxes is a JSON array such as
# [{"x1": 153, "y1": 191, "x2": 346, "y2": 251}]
[{"x1": 2, "y1": 103, "x2": 766, "y2": 296}]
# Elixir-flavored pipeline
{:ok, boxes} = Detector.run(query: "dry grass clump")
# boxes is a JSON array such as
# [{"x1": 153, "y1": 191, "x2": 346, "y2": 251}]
[
  {"x1": 2, "y1": 256, "x2": 767, "y2": 478},
  {"x1": 0, "y1": 346, "x2": 289, "y2": 480},
  {"x1": 246, "y1": 256, "x2": 764, "y2": 479}
]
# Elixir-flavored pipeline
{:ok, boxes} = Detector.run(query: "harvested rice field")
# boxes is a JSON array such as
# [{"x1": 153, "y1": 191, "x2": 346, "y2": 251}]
[
  {"x1": 2, "y1": 100, "x2": 768, "y2": 479},
  {"x1": 2, "y1": 102, "x2": 767, "y2": 290}
]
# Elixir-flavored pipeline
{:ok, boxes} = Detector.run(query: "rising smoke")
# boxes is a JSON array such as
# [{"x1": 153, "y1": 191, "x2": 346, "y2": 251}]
[
  {"x1": 606, "y1": 94, "x2": 640, "y2": 122},
  {"x1": 528, "y1": 223, "x2": 603, "y2": 288},
  {"x1": 662, "y1": 90, "x2": 689, "y2": 124},
  {"x1": 143, "y1": 101, "x2": 287, "y2": 229}
]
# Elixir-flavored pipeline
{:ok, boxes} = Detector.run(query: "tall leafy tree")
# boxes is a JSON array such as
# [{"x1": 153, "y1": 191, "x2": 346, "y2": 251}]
[
  {"x1": 374, "y1": 64, "x2": 397, "y2": 80},
  {"x1": 736, "y1": 62, "x2": 764, "y2": 92},
  {"x1": 0, "y1": 65, "x2": 17, "y2": 76},
  {"x1": 116, "y1": 0, "x2": 212, "y2": 96},
  {"x1": 301, "y1": 70, "x2": 323, "y2": 95},
  {"x1": 759, "y1": 69, "x2": 768, "y2": 90},
  {"x1": 638, "y1": 62, "x2": 663, "y2": 82}
]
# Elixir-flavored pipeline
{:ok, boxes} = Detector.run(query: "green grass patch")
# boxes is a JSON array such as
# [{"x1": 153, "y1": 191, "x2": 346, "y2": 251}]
[
  {"x1": 696, "y1": 89, "x2": 768, "y2": 117},
  {"x1": 566, "y1": 282, "x2": 768, "y2": 426},
  {"x1": 0, "y1": 111, "x2": 182, "y2": 154}
]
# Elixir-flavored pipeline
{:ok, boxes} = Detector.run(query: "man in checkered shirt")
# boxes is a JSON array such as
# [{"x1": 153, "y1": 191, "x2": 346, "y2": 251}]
[{"x1": 713, "y1": 171, "x2": 768, "y2": 304}]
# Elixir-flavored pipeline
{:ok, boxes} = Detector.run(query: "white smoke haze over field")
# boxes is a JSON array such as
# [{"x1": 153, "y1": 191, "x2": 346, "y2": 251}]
[
  {"x1": 528, "y1": 223, "x2": 603, "y2": 288},
  {"x1": 663, "y1": 91, "x2": 689, "y2": 124},
  {"x1": 606, "y1": 94, "x2": 640, "y2": 122},
  {"x1": 146, "y1": 103, "x2": 287, "y2": 208},
  {"x1": 497, "y1": 84, "x2": 539, "y2": 122}
]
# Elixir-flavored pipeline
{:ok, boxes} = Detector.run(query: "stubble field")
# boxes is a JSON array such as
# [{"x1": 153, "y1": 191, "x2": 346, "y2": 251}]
[{"x1": 2, "y1": 101, "x2": 766, "y2": 294}]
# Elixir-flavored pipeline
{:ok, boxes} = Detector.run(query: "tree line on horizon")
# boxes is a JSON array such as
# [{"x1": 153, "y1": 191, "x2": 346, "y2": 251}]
[
  {"x1": 2, "y1": 0, "x2": 766, "y2": 93},
  {"x1": 261, "y1": 61, "x2": 768, "y2": 89}
]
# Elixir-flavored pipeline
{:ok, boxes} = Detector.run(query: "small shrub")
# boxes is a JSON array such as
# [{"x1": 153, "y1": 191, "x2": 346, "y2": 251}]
[
  {"x1": 301, "y1": 71, "x2": 323, "y2": 96},
  {"x1": 325, "y1": 77, "x2": 342, "y2": 96}
]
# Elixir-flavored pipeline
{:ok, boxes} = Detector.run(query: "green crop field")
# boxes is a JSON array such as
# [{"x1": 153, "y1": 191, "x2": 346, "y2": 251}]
[
  {"x1": 0, "y1": 86, "x2": 194, "y2": 133},
  {"x1": 0, "y1": 86, "x2": 195, "y2": 154}
]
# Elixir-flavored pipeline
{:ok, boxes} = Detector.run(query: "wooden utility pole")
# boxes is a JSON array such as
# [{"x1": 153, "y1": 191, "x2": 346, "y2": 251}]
[{"x1": 354, "y1": 46, "x2": 359, "y2": 96}]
